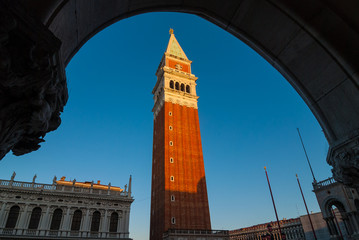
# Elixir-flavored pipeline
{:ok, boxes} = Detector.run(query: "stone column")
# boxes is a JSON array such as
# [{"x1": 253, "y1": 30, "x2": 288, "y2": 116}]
[
  {"x1": 0, "y1": 202, "x2": 7, "y2": 228},
  {"x1": 100, "y1": 210, "x2": 108, "y2": 237},
  {"x1": 117, "y1": 213, "x2": 122, "y2": 238},
  {"x1": 39, "y1": 206, "x2": 51, "y2": 236},
  {"x1": 16, "y1": 204, "x2": 29, "y2": 235},
  {"x1": 351, "y1": 213, "x2": 359, "y2": 233},
  {"x1": 124, "y1": 210, "x2": 130, "y2": 238},
  {"x1": 81, "y1": 209, "x2": 90, "y2": 237},
  {"x1": 61, "y1": 207, "x2": 71, "y2": 237},
  {"x1": 119, "y1": 212, "x2": 125, "y2": 238}
]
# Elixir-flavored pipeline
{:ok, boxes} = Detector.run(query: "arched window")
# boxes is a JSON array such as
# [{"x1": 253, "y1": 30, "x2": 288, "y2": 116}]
[
  {"x1": 71, "y1": 210, "x2": 82, "y2": 231},
  {"x1": 50, "y1": 208, "x2": 62, "y2": 230},
  {"x1": 186, "y1": 85, "x2": 190, "y2": 93},
  {"x1": 109, "y1": 212, "x2": 119, "y2": 232},
  {"x1": 175, "y1": 82, "x2": 179, "y2": 90},
  {"x1": 169, "y1": 81, "x2": 174, "y2": 89},
  {"x1": 28, "y1": 207, "x2": 42, "y2": 229},
  {"x1": 5, "y1": 206, "x2": 20, "y2": 228},
  {"x1": 91, "y1": 211, "x2": 101, "y2": 232},
  {"x1": 181, "y1": 83, "x2": 185, "y2": 92}
]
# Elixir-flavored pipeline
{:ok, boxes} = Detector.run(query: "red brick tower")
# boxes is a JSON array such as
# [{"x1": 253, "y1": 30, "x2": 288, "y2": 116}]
[{"x1": 150, "y1": 29, "x2": 211, "y2": 240}]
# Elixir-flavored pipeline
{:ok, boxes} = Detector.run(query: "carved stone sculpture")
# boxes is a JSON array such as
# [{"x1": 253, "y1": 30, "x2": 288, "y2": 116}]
[
  {"x1": 0, "y1": 2, "x2": 68, "y2": 160},
  {"x1": 327, "y1": 137, "x2": 359, "y2": 187}
]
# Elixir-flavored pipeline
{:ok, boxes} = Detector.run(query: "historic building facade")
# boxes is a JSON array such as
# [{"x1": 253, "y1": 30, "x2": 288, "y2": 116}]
[
  {"x1": 150, "y1": 30, "x2": 212, "y2": 240},
  {"x1": 229, "y1": 218, "x2": 305, "y2": 240},
  {"x1": 0, "y1": 174, "x2": 133, "y2": 239},
  {"x1": 313, "y1": 177, "x2": 359, "y2": 239}
]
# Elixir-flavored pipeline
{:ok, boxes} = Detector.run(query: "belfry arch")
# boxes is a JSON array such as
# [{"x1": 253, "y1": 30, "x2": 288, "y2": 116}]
[{"x1": 1, "y1": 1, "x2": 359, "y2": 186}]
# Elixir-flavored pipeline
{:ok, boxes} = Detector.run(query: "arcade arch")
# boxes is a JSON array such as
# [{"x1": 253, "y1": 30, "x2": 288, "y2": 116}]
[{"x1": 1, "y1": 0, "x2": 359, "y2": 187}]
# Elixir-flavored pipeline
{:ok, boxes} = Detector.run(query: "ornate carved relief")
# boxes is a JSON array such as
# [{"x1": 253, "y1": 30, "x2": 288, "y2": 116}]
[
  {"x1": 327, "y1": 137, "x2": 359, "y2": 187},
  {"x1": 0, "y1": 2, "x2": 68, "y2": 160}
]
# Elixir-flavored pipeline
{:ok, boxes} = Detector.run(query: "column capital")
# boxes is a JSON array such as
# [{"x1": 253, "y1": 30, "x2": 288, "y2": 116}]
[{"x1": 327, "y1": 135, "x2": 359, "y2": 187}]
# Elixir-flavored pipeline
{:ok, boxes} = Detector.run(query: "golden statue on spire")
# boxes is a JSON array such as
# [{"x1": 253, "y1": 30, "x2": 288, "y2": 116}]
[{"x1": 169, "y1": 28, "x2": 174, "y2": 35}]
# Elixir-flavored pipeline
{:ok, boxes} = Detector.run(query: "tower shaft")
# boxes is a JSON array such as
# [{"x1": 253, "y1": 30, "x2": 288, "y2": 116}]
[{"x1": 150, "y1": 32, "x2": 211, "y2": 240}]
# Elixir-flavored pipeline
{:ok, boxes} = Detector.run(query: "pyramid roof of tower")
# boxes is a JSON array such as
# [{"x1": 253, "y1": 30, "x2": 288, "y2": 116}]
[{"x1": 165, "y1": 32, "x2": 188, "y2": 60}]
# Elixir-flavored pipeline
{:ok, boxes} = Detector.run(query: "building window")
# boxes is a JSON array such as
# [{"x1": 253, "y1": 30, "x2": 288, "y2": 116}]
[
  {"x1": 181, "y1": 83, "x2": 185, "y2": 92},
  {"x1": 171, "y1": 217, "x2": 176, "y2": 224},
  {"x1": 170, "y1": 176, "x2": 174, "y2": 181},
  {"x1": 50, "y1": 208, "x2": 63, "y2": 230},
  {"x1": 169, "y1": 141, "x2": 173, "y2": 146},
  {"x1": 28, "y1": 207, "x2": 42, "y2": 230},
  {"x1": 169, "y1": 126, "x2": 173, "y2": 130},
  {"x1": 71, "y1": 210, "x2": 82, "y2": 231},
  {"x1": 5, "y1": 206, "x2": 20, "y2": 229},
  {"x1": 169, "y1": 111, "x2": 172, "y2": 116},
  {"x1": 170, "y1": 80, "x2": 174, "y2": 89},
  {"x1": 91, "y1": 211, "x2": 101, "y2": 232},
  {"x1": 170, "y1": 157, "x2": 174, "y2": 163},
  {"x1": 175, "y1": 82, "x2": 179, "y2": 90},
  {"x1": 171, "y1": 195, "x2": 175, "y2": 201},
  {"x1": 109, "y1": 212, "x2": 119, "y2": 232}
]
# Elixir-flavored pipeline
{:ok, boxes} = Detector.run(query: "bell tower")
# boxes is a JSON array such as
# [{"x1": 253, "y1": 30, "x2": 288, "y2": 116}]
[{"x1": 150, "y1": 29, "x2": 211, "y2": 240}]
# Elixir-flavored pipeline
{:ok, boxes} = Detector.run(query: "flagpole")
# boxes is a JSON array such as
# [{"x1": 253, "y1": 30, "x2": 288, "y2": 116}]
[
  {"x1": 264, "y1": 166, "x2": 283, "y2": 239},
  {"x1": 296, "y1": 174, "x2": 317, "y2": 240},
  {"x1": 297, "y1": 128, "x2": 317, "y2": 183}
]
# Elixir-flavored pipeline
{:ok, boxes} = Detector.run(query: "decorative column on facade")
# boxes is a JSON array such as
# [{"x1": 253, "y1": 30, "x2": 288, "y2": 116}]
[
  {"x1": 341, "y1": 212, "x2": 353, "y2": 236},
  {"x1": 0, "y1": 202, "x2": 7, "y2": 228},
  {"x1": 81, "y1": 208, "x2": 90, "y2": 237},
  {"x1": 349, "y1": 212, "x2": 359, "y2": 234},
  {"x1": 123, "y1": 210, "x2": 130, "y2": 238},
  {"x1": 61, "y1": 207, "x2": 71, "y2": 236},
  {"x1": 101, "y1": 210, "x2": 109, "y2": 237},
  {"x1": 39, "y1": 206, "x2": 51, "y2": 236},
  {"x1": 16, "y1": 204, "x2": 29, "y2": 235}
]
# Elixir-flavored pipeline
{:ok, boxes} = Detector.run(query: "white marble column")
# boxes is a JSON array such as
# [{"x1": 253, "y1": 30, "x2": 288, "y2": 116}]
[
  {"x1": 100, "y1": 210, "x2": 108, "y2": 237},
  {"x1": 61, "y1": 207, "x2": 71, "y2": 236},
  {"x1": 81, "y1": 209, "x2": 90, "y2": 237},
  {"x1": 39, "y1": 206, "x2": 51, "y2": 236},
  {"x1": 16, "y1": 204, "x2": 29, "y2": 235},
  {"x1": 124, "y1": 210, "x2": 130, "y2": 238}
]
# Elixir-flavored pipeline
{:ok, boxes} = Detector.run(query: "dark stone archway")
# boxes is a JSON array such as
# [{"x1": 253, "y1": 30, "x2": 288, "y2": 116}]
[{"x1": 1, "y1": 0, "x2": 359, "y2": 186}]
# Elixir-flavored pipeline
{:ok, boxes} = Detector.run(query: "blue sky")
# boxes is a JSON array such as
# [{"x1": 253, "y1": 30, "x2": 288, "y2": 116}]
[{"x1": 0, "y1": 12, "x2": 332, "y2": 239}]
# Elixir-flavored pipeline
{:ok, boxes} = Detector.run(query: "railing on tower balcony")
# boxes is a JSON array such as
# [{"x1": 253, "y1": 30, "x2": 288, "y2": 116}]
[
  {"x1": 313, "y1": 177, "x2": 337, "y2": 190},
  {"x1": 0, "y1": 179, "x2": 130, "y2": 198}
]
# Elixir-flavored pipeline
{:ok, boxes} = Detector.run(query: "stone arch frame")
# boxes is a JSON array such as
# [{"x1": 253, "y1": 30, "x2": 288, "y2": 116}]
[
  {"x1": 50, "y1": 208, "x2": 63, "y2": 231},
  {"x1": 2, "y1": 1, "x2": 359, "y2": 186},
  {"x1": 28, "y1": 206, "x2": 42, "y2": 230},
  {"x1": 90, "y1": 210, "x2": 101, "y2": 232},
  {"x1": 5, "y1": 205, "x2": 20, "y2": 229},
  {"x1": 109, "y1": 211, "x2": 119, "y2": 232},
  {"x1": 70, "y1": 209, "x2": 83, "y2": 231},
  {"x1": 324, "y1": 198, "x2": 354, "y2": 237}
]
